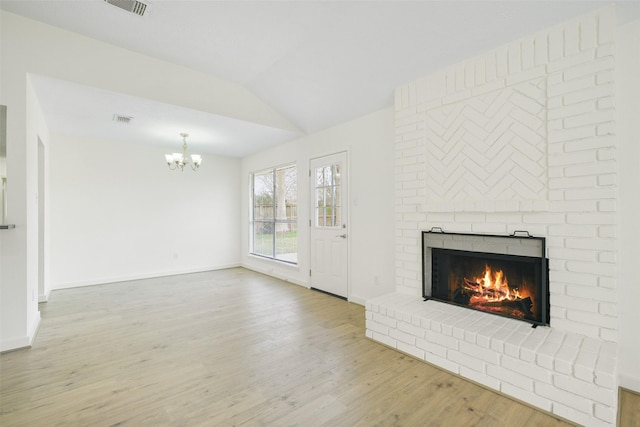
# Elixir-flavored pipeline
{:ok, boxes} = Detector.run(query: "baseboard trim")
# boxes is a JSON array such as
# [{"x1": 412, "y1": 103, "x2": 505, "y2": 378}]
[
  {"x1": 51, "y1": 264, "x2": 241, "y2": 290},
  {"x1": 241, "y1": 264, "x2": 308, "y2": 288},
  {"x1": 1, "y1": 311, "x2": 41, "y2": 353}
]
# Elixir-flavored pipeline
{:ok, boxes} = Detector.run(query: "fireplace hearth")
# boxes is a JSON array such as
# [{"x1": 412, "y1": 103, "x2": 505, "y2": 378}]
[{"x1": 423, "y1": 231, "x2": 549, "y2": 327}]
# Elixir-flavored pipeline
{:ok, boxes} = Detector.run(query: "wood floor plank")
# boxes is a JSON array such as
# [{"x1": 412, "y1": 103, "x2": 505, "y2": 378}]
[{"x1": 0, "y1": 268, "x2": 623, "y2": 426}]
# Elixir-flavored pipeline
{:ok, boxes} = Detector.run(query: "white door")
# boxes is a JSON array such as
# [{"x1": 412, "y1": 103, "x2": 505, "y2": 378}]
[{"x1": 309, "y1": 152, "x2": 348, "y2": 298}]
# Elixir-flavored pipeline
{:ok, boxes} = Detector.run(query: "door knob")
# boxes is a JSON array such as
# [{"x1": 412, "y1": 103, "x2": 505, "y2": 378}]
[{"x1": 336, "y1": 234, "x2": 347, "y2": 239}]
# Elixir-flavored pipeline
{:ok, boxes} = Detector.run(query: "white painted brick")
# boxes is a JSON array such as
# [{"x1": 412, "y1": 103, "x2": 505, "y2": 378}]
[
  {"x1": 535, "y1": 381, "x2": 593, "y2": 414},
  {"x1": 574, "y1": 351, "x2": 598, "y2": 382},
  {"x1": 566, "y1": 260, "x2": 616, "y2": 277},
  {"x1": 464, "y1": 62, "x2": 474, "y2": 88},
  {"x1": 522, "y1": 36, "x2": 535, "y2": 69},
  {"x1": 563, "y1": 83, "x2": 613, "y2": 105},
  {"x1": 594, "y1": 402, "x2": 616, "y2": 424},
  {"x1": 564, "y1": 20, "x2": 579, "y2": 56},
  {"x1": 425, "y1": 329, "x2": 459, "y2": 350},
  {"x1": 548, "y1": 27, "x2": 564, "y2": 61},
  {"x1": 596, "y1": 43, "x2": 614, "y2": 59},
  {"x1": 599, "y1": 328, "x2": 617, "y2": 343},
  {"x1": 449, "y1": 349, "x2": 486, "y2": 374},
  {"x1": 547, "y1": 75, "x2": 596, "y2": 99},
  {"x1": 547, "y1": 99, "x2": 595, "y2": 120},
  {"x1": 397, "y1": 320, "x2": 426, "y2": 339},
  {"x1": 551, "y1": 270, "x2": 598, "y2": 287},
  {"x1": 579, "y1": 15, "x2": 597, "y2": 51},
  {"x1": 553, "y1": 403, "x2": 609, "y2": 427},
  {"x1": 547, "y1": 49, "x2": 594, "y2": 73},
  {"x1": 371, "y1": 331, "x2": 396, "y2": 349},
  {"x1": 594, "y1": 355, "x2": 616, "y2": 389},
  {"x1": 459, "y1": 341, "x2": 500, "y2": 365},
  {"x1": 520, "y1": 337, "x2": 544, "y2": 362},
  {"x1": 502, "y1": 355, "x2": 553, "y2": 384},
  {"x1": 441, "y1": 88, "x2": 472, "y2": 105},
  {"x1": 424, "y1": 351, "x2": 460, "y2": 375},
  {"x1": 487, "y1": 364, "x2": 534, "y2": 391},
  {"x1": 596, "y1": 70, "x2": 614, "y2": 85},
  {"x1": 597, "y1": 122, "x2": 615, "y2": 136},
  {"x1": 454, "y1": 65, "x2": 465, "y2": 92},
  {"x1": 554, "y1": 373, "x2": 615, "y2": 406},
  {"x1": 564, "y1": 161, "x2": 615, "y2": 178},
  {"x1": 416, "y1": 337, "x2": 447, "y2": 358},
  {"x1": 536, "y1": 340, "x2": 562, "y2": 370},
  {"x1": 548, "y1": 126, "x2": 595, "y2": 143},
  {"x1": 534, "y1": 33, "x2": 548, "y2": 66},
  {"x1": 371, "y1": 313, "x2": 397, "y2": 328},
  {"x1": 564, "y1": 110, "x2": 614, "y2": 128},
  {"x1": 397, "y1": 341, "x2": 425, "y2": 360},
  {"x1": 496, "y1": 46, "x2": 508, "y2": 77},
  {"x1": 390, "y1": 327, "x2": 417, "y2": 345},
  {"x1": 598, "y1": 302, "x2": 616, "y2": 317},
  {"x1": 505, "y1": 65, "x2": 545, "y2": 86},
  {"x1": 548, "y1": 225, "x2": 596, "y2": 239},
  {"x1": 596, "y1": 96, "x2": 614, "y2": 110},
  {"x1": 548, "y1": 200, "x2": 598, "y2": 213},
  {"x1": 553, "y1": 295, "x2": 599, "y2": 313},
  {"x1": 459, "y1": 366, "x2": 501, "y2": 391},
  {"x1": 565, "y1": 56, "x2": 614, "y2": 82},
  {"x1": 502, "y1": 382, "x2": 553, "y2": 411},
  {"x1": 597, "y1": 7, "x2": 615, "y2": 44},
  {"x1": 564, "y1": 134, "x2": 615, "y2": 151},
  {"x1": 555, "y1": 343, "x2": 580, "y2": 375},
  {"x1": 598, "y1": 276, "x2": 617, "y2": 290},
  {"x1": 507, "y1": 42, "x2": 522, "y2": 74}
]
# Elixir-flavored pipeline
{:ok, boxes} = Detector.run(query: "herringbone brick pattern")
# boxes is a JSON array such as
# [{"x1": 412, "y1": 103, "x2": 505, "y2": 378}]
[{"x1": 424, "y1": 78, "x2": 547, "y2": 202}]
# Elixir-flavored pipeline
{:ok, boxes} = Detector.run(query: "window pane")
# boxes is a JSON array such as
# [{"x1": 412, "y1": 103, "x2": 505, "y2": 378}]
[
  {"x1": 250, "y1": 164, "x2": 297, "y2": 264},
  {"x1": 316, "y1": 168, "x2": 324, "y2": 186},
  {"x1": 316, "y1": 188, "x2": 324, "y2": 208},
  {"x1": 275, "y1": 222, "x2": 297, "y2": 263},
  {"x1": 253, "y1": 170, "x2": 274, "y2": 220},
  {"x1": 324, "y1": 187, "x2": 333, "y2": 206},
  {"x1": 324, "y1": 166, "x2": 332, "y2": 186},
  {"x1": 252, "y1": 222, "x2": 273, "y2": 257}
]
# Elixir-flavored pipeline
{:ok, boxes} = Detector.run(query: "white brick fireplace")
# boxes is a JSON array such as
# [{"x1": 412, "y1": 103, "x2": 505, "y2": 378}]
[{"x1": 366, "y1": 7, "x2": 620, "y2": 427}]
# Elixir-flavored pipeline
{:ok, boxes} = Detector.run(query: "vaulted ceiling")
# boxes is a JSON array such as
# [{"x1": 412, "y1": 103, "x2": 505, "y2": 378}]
[{"x1": 2, "y1": 1, "x2": 638, "y2": 157}]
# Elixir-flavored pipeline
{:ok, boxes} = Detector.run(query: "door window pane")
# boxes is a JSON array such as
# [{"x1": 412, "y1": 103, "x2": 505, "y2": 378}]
[{"x1": 314, "y1": 162, "x2": 341, "y2": 228}]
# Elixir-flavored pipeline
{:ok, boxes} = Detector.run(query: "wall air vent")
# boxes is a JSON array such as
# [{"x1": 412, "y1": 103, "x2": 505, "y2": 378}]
[
  {"x1": 104, "y1": 0, "x2": 148, "y2": 16},
  {"x1": 113, "y1": 114, "x2": 133, "y2": 124}
]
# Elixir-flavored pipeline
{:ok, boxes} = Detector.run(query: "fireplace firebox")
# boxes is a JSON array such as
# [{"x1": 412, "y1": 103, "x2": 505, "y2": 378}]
[{"x1": 423, "y1": 230, "x2": 549, "y2": 327}]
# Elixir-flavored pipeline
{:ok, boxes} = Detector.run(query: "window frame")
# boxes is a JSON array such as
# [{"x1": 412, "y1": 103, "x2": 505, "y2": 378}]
[{"x1": 249, "y1": 163, "x2": 298, "y2": 265}]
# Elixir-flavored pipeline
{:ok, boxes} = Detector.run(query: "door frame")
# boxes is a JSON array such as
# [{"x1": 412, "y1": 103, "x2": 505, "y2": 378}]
[{"x1": 308, "y1": 149, "x2": 350, "y2": 300}]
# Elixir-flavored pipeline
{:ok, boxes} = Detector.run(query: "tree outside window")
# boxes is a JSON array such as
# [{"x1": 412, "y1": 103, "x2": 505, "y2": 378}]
[{"x1": 251, "y1": 165, "x2": 297, "y2": 263}]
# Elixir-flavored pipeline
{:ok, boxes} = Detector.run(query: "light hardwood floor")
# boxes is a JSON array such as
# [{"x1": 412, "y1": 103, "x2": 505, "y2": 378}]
[{"x1": 0, "y1": 268, "x2": 635, "y2": 426}]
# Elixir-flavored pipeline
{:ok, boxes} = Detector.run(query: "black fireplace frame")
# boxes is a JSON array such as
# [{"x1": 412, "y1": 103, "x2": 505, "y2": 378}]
[{"x1": 422, "y1": 230, "x2": 550, "y2": 327}]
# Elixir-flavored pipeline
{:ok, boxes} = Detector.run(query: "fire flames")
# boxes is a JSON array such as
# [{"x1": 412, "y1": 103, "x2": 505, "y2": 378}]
[{"x1": 463, "y1": 264, "x2": 524, "y2": 304}]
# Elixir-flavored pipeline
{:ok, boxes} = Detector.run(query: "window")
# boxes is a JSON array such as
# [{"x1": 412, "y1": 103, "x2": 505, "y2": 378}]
[
  {"x1": 314, "y1": 163, "x2": 342, "y2": 227},
  {"x1": 251, "y1": 164, "x2": 297, "y2": 264}
]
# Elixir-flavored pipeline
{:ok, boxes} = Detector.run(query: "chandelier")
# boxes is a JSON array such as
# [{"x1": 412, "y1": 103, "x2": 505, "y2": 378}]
[{"x1": 165, "y1": 133, "x2": 202, "y2": 171}]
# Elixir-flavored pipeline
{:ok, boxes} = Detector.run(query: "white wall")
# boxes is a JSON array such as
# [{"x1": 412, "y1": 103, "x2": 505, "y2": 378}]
[
  {"x1": 616, "y1": 19, "x2": 640, "y2": 392},
  {"x1": 50, "y1": 134, "x2": 241, "y2": 288},
  {"x1": 0, "y1": 9, "x2": 291, "y2": 351},
  {"x1": 241, "y1": 108, "x2": 395, "y2": 304}
]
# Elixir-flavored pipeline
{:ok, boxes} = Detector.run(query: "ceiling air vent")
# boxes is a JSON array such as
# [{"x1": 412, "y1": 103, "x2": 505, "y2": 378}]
[
  {"x1": 113, "y1": 114, "x2": 133, "y2": 124},
  {"x1": 104, "y1": 0, "x2": 148, "y2": 17}
]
